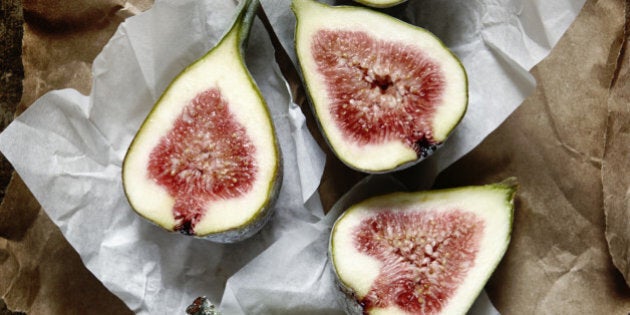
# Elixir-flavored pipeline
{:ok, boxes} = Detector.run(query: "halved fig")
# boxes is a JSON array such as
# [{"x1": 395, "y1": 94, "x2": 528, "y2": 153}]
[
  {"x1": 353, "y1": 0, "x2": 407, "y2": 8},
  {"x1": 122, "y1": 0, "x2": 281, "y2": 242},
  {"x1": 330, "y1": 179, "x2": 516, "y2": 314},
  {"x1": 292, "y1": 0, "x2": 467, "y2": 173}
]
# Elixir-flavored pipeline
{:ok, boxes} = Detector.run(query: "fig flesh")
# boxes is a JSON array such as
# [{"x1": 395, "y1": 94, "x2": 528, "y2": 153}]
[
  {"x1": 330, "y1": 180, "x2": 516, "y2": 314},
  {"x1": 292, "y1": 0, "x2": 467, "y2": 173},
  {"x1": 122, "y1": 0, "x2": 281, "y2": 242}
]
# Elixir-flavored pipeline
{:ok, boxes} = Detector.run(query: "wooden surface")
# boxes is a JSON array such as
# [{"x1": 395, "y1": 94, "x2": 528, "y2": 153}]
[{"x1": 0, "y1": 0, "x2": 25, "y2": 312}]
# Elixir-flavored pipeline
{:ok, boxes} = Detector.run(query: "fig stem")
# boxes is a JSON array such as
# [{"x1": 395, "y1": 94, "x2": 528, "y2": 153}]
[{"x1": 232, "y1": 0, "x2": 260, "y2": 53}]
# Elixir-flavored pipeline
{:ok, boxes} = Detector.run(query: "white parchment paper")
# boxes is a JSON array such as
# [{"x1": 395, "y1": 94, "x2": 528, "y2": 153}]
[{"x1": 0, "y1": 0, "x2": 584, "y2": 313}]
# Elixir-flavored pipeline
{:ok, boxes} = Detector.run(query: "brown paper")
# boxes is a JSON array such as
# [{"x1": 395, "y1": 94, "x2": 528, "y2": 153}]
[
  {"x1": 434, "y1": 0, "x2": 630, "y2": 313},
  {"x1": 0, "y1": 175, "x2": 133, "y2": 314},
  {"x1": 18, "y1": 0, "x2": 153, "y2": 114},
  {"x1": 1, "y1": 0, "x2": 151, "y2": 313},
  {"x1": 604, "y1": 0, "x2": 630, "y2": 289}
]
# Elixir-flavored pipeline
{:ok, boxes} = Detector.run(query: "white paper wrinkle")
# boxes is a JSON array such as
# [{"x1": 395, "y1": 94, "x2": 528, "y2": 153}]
[
  {"x1": 0, "y1": 0, "x2": 585, "y2": 314},
  {"x1": 288, "y1": 101, "x2": 327, "y2": 202}
]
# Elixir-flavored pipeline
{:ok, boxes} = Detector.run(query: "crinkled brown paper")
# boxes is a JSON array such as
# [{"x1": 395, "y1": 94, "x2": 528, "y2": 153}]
[
  {"x1": 604, "y1": 0, "x2": 630, "y2": 292},
  {"x1": 2, "y1": 0, "x2": 630, "y2": 313}
]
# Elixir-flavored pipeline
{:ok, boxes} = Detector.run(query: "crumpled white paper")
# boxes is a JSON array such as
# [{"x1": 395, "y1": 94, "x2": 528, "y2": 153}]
[{"x1": 0, "y1": 0, "x2": 584, "y2": 313}]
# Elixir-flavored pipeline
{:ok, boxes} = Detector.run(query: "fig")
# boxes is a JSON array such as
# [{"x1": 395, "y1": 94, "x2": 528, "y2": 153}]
[
  {"x1": 122, "y1": 0, "x2": 281, "y2": 242},
  {"x1": 292, "y1": 0, "x2": 467, "y2": 173},
  {"x1": 352, "y1": 0, "x2": 407, "y2": 8},
  {"x1": 186, "y1": 296, "x2": 219, "y2": 315},
  {"x1": 330, "y1": 180, "x2": 516, "y2": 314}
]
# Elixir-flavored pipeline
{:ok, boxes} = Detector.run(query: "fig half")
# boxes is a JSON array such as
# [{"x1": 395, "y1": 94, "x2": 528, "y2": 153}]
[
  {"x1": 293, "y1": 0, "x2": 468, "y2": 173},
  {"x1": 122, "y1": 0, "x2": 281, "y2": 242},
  {"x1": 330, "y1": 180, "x2": 516, "y2": 314},
  {"x1": 353, "y1": 0, "x2": 407, "y2": 8}
]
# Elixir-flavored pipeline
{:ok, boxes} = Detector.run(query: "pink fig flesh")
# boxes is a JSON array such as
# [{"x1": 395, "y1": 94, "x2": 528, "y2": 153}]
[{"x1": 148, "y1": 88, "x2": 257, "y2": 235}]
